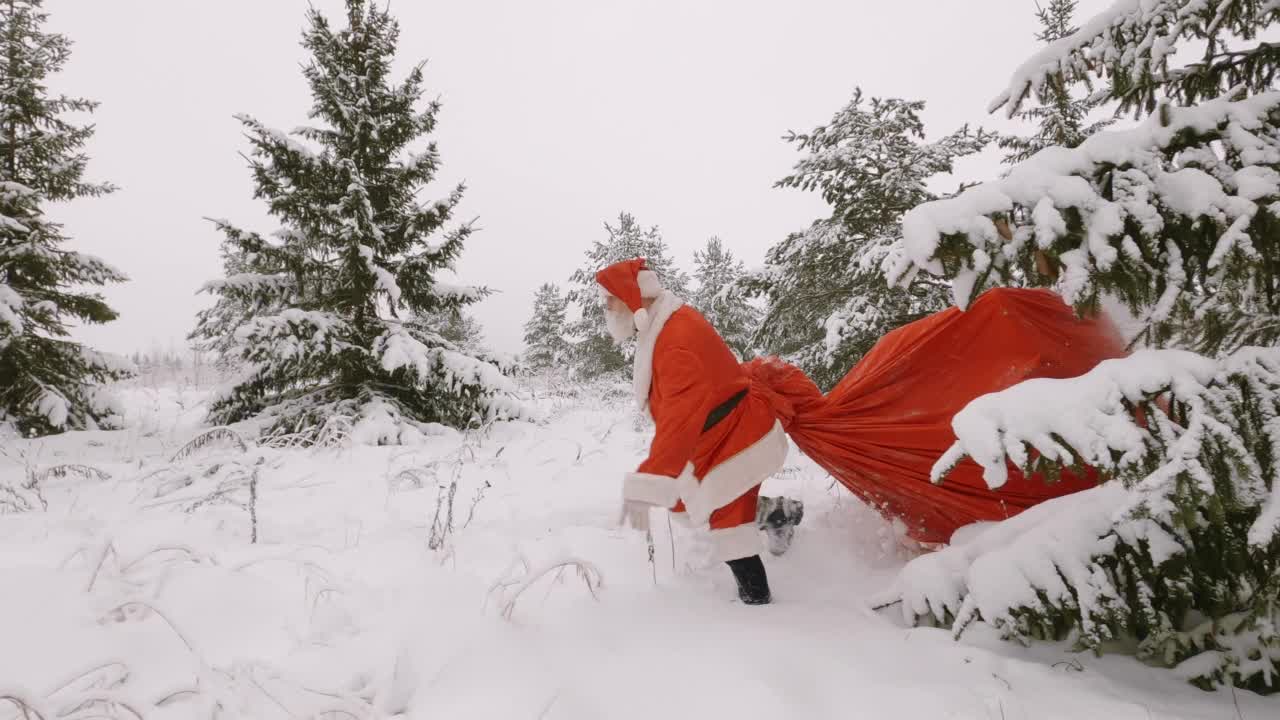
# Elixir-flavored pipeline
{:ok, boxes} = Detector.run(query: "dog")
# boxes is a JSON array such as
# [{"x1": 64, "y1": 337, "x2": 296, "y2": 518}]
[{"x1": 756, "y1": 495, "x2": 804, "y2": 556}]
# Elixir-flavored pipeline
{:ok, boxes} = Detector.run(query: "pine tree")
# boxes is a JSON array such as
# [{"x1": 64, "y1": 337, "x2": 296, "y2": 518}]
[
  {"x1": 745, "y1": 90, "x2": 991, "y2": 389},
  {"x1": 566, "y1": 212, "x2": 690, "y2": 379},
  {"x1": 191, "y1": 0, "x2": 527, "y2": 442},
  {"x1": 690, "y1": 237, "x2": 759, "y2": 359},
  {"x1": 0, "y1": 0, "x2": 132, "y2": 436},
  {"x1": 886, "y1": 0, "x2": 1280, "y2": 692},
  {"x1": 522, "y1": 283, "x2": 569, "y2": 371},
  {"x1": 414, "y1": 310, "x2": 486, "y2": 356},
  {"x1": 996, "y1": 0, "x2": 1113, "y2": 165}
]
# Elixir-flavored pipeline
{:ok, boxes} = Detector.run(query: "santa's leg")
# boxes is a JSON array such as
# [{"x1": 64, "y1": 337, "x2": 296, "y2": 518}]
[{"x1": 710, "y1": 486, "x2": 772, "y2": 605}]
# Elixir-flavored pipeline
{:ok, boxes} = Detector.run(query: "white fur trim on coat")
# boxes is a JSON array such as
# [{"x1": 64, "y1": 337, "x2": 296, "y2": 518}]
[
  {"x1": 679, "y1": 420, "x2": 789, "y2": 526},
  {"x1": 622, "y1": 468, "x2": 685, "y2": 508},
  {"x1": 710, "y1": 523, "x2": 763, "y2": 562},
  {"x1": 631, "y1": 290, "x2": 684, "y2": 411},
  {"x1": 637, "y1": 270, "x2": 663, "y2": 298}
]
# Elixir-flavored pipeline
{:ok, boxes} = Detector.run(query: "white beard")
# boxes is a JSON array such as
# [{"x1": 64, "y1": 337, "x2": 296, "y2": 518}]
[{"x1": 605, "y1": 305, "x2": 637, "y2": 344}]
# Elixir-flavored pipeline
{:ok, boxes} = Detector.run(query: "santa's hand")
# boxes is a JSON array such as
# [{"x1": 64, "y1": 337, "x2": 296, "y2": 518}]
[{"x1": 618, "y1": 499, "x2": 652, "y2": 532}]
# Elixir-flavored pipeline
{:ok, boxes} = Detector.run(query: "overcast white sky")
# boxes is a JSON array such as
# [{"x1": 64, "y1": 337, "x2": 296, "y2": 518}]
[{"x1": 48, "y1": 0, "x2": 1111, "y2": 357}]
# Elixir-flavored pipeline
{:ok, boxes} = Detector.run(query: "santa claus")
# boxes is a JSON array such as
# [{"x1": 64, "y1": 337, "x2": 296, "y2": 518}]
[{"x1": 597, "y1": 258, "x2": 788, "y2": 605}]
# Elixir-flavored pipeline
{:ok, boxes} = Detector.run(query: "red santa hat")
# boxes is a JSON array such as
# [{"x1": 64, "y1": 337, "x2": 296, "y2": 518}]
[{"x1": 595, "y1": 258, "x2": 665, "y2": 333}]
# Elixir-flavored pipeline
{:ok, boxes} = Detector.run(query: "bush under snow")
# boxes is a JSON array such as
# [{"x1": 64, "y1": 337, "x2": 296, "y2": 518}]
[{"x1": 880, "y1": 347, "x2": 1280, "y2": 691}]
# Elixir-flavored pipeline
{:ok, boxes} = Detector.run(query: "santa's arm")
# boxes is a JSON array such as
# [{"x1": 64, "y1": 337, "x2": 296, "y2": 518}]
[{"x1": 622, "y1": 347, "x2": 709, "y2": 508}]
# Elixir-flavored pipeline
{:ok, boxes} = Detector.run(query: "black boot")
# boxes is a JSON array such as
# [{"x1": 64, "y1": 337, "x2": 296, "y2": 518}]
[{"x1": 726, "y1": 555, "x2": 772, "y2": 605}]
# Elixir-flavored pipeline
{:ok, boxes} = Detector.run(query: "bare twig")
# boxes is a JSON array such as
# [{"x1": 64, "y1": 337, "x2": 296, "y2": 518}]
[
  {"x1": 646, "y1": 528, "x2": 657, "y2": 586},
  {"x1": 34, "y1": 464, "x2": 111, "y2": 485},
  {"x1": 171, "y1": 427, "x2": 249, "y2": 463},
  {"x1": 249, "y1": 467, "x2": 259, "y2": 544},
  {"x1": 0, "y1": 694, "x2": 49, "y2": 720},
  {"x1": 86, "y1": 542, "x2": 118, "y2": 593},
  {"x1": 44, "y1": 661, "x2": 130, "y2": 698},
  {"x1": 153, "y1": 688, "x2": 200, "y2": 707},
  {"x1": 493, "y1": 558, "x2": 604, "y2": 620},
  {"x1": 667, "y1": 514, "x2": 676, "y2": 572},
  {"x1": 99, "y1": 600, "x2": 198, "y2": 657}
]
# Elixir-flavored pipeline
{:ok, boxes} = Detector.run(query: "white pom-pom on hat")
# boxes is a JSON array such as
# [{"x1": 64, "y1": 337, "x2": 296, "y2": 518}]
[
  {"x1": 636, "y1": 270, "x2": 663, "y2": 298},
  {"x1": 633, "y1": 307, "x2": 651, "y2": 333}
]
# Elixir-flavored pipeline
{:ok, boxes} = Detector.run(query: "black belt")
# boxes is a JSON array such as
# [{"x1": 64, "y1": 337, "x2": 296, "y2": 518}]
[{"x1": 702, "y1": 388, "x2": 748, "y2": 434}]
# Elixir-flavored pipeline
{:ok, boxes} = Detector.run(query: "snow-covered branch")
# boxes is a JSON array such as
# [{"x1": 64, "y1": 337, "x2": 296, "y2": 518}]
[
  {"x1": 909, "y1": 346, "x2": 1280, "y2": 687},
  {"x1": 935, "y1": 349, "x2": 1218, "y2": 488},
  {"x1": 890, "y1": 90, "x2": 1280, "y2": 351},
  {"x1": 990, "y1": 0, "x2": 1280, "y2": 117}
]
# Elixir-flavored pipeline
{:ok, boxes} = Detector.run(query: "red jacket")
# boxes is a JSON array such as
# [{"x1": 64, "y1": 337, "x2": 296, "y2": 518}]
[{"x1": 621, "y1": 292, "x2": 788, "y2": 524}]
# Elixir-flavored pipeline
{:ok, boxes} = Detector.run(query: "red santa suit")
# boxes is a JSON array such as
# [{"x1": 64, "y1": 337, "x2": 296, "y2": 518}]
[{"x1": 597, "y1": 259, "x2": 789, "y2": 562}]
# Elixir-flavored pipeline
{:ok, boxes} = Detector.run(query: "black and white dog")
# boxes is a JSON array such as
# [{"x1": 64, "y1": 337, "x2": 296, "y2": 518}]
[{"x1": 756, "y1": 495, "x2": 804, "y2": 556}]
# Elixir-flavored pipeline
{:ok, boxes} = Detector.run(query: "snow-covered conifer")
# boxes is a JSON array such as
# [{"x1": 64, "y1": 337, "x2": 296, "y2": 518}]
[
  {"x1": 0, "y1": 0, "x2": 132, "y2": 436},
  {"x1": 691, "y1": 237, "x2": 759, "y2": 360},
  {"x1": 566, "y1": 212, "x2": 690, "y2": 379},
  {"x1": 522, "y1": 283, "x2": 570, "y2": 371},
  {"x1": 996, "y1": 0, "x2": 1112, "y2": 165},
  {"x1": 885, "y1": 0, "x2": 1280, "y2": 691},
  {"x1": 745, "y1": 90, "x2": 990, "y2": 389},
  {"x1": 415, "y1": 310, "x2": 486, "y2": 357},
  {"x1": 894, "y1": 2, "x2": 1280, "y2": 353},
  {"x1": 192, "y1": 0, "x2": 528, "y2": 441}
]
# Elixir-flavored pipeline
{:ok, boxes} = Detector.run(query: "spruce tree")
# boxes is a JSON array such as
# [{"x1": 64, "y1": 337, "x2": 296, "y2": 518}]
[
  {"x1": 690, "y1": 237, "x2": 759, "y2": 359},
  {"x1": 522, "y1": 283, "x2": 569, "y2": 371},
  {"x1": 886, "y1": 0, "x2": 1280, "y2": 691},
  {"x1": 996, "y1": 0, "x2": 1112, "y2": 165},
  {"x1": 192, "y1": 0, "x2": 526, "y2": 442},
  {"x1": 413, "y1": 310, "x2": 486, "y2": 356},
  {"x1": 745, "y1": 90, "x2": 990, "y2": 389},
  {"x1": 0, "y1": 0, "x2": 131, "y2": 436},
  {"x1": 566, "y1": 212, "x2": 690, "y2": 379}
]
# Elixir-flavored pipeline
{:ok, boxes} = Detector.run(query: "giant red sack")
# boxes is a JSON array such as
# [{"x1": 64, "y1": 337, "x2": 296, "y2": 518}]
[{"x1": 745, "y1": 287, "x2": 1128, "y2": 545}]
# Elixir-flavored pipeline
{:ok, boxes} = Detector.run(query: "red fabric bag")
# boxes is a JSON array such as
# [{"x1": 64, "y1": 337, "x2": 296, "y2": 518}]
[{"x1": 745, "y1": 287, "x2": 1128, "y2": 545}]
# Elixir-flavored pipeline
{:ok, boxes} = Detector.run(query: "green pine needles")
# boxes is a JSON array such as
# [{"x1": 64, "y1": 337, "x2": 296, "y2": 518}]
[
  {"x1": 747, "y1": 90, "x2": 990, "y2": 390},
  {"x1": 886, "y1": 0, "x2": 1280, "y2": 693},
  {"x1": 192, "y1": 0, "x2": 529, "y2": 442},
  {"x1": 0, "y1": 0, "x2": 132, "y2": 437}
]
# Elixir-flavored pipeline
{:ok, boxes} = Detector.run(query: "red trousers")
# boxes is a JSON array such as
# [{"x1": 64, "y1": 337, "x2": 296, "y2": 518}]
[{"x1": 672, "y1": 485, "x2": 762, "y2": 562}]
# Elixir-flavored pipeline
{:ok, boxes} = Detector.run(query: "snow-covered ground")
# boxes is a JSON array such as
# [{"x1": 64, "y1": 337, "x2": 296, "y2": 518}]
[{"x1": 1, "y1": 380, "x2": 1275, "y2": 719}]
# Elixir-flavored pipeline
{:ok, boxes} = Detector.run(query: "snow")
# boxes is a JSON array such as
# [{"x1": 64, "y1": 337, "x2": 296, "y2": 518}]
[
  {"x1": 79, "y1": 346, "x2": 138, "y2": 377},
  {"x1": 0, "y1": 180, "x2": 37, "y2": 199},
  {"x1": 401, "y1": 150, "x2": 437, "y2": 172},
  {"x1": 202, "y1": 273, "x2": 294, "y2": 293},
  {"x1": 428, "y1": 281, "x2": 483, "y2": 301},
  {"x1": 988, "y1": 0, "x2": 1140, "y2": 116},
  {"x1": 374, "y1": 325, "x2": 532, "y2": 424},
  {"x1": 235, "y1": 114, "x2": 319, "y2": 159},
  {"x1": 894, "y1": 91, "x2": 1280, "y2": 308},
  {"x1": 0, "y1": 282, "x2": 24, "y2": 336},
  {"x1": 234, "y1": 309, "x2": 347, "y2": 361},
  {"x1": 1154, "y1": 168, "x2": 1232, "y2": 218},
  {"x1": 358, "y1": 244, "x2": 402, "y2": 306},
  {"x1": 881, "y1": 483, "x2": 1128, "y2": 631},
  {"x1": 0, "y1": 213, "x2": 31, "y2": 234},
  {"x1": 35, "y1": 386, "x2": 70, "y2": 429},
  {"x1": 1, "y1": 376, "x2": 1275, "y2": 719},
  {"x1": 64, "y1": 250, "x2": 129, "y2": 285},
  {"x1": 1234, "y1": 165, "x2": 1280, "y2": 201},
  {"x1": 938, "y1": 349, "x2": 1219, "y2": 489}
]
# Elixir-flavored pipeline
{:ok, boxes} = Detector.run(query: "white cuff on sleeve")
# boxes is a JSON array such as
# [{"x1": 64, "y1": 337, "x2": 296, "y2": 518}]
[{"x1": 623, "y1": 471, "x2": 681, "y2": 507}]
